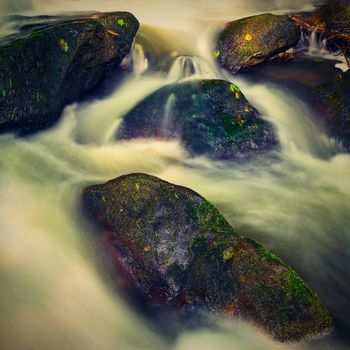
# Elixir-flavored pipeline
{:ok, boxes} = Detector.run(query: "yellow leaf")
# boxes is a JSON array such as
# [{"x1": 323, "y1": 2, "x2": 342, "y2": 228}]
[
  {"x1": 223, "y1": 247, "x2": 235, "y2": 261},
  {"x1": 58, "y1": 38, "x2": 69, "y2": 52},
  {"x1": 244, "y1": 33, "x2": 253, "y2": 41}
]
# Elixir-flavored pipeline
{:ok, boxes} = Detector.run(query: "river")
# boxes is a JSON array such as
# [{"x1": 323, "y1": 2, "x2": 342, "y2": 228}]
[{"x1": 0, "y1": 1, "x2": 349, "y2": 349}]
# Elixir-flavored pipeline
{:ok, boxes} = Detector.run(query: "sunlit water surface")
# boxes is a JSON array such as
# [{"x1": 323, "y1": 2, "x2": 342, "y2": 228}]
[{"x1": 0, "y1": 1, "x2": 349, "y2": 350}]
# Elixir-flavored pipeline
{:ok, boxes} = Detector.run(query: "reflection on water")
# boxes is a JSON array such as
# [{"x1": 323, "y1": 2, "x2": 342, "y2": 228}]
[{"x1": 0, "y1": 1, "x2": 349, "y2": 350}]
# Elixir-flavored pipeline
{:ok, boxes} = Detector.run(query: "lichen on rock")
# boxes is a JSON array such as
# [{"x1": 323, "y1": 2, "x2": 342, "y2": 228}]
[
  {"x1": 0, "y1": 11, "x2": 139, "y2": 134},
  {"x1": 116, "y1": 79, "x2": 278, "y2": 160},
  {"x1": 215, "y1": 13, "x2": 300, "y2": 73},
  {"x1": 82, "y1": 173, "x2": 333, "y2": 342}
]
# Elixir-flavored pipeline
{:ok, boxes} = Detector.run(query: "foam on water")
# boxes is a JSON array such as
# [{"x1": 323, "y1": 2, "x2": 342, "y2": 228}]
[{"x1": 0, "y1": 1, "x2": 349, "y2": 350}]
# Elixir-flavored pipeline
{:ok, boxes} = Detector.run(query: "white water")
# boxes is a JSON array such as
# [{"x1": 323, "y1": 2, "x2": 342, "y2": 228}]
[
  {"x1": 304, "y1": 30, "x2": 349, "y2": 72},
  {"x1": 1, "y1": 1, "x2": 349, "y2": 350}
]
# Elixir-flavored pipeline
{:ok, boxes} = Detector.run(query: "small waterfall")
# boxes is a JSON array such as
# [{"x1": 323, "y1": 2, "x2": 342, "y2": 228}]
[
  {"x1": 121, "y1": 43, "x2": 149, "y2": 77},
  {"x1": 305, "y1": 29, "x2": 348, "y2": 71},
  {"x1": 308, "y1": 30, "x2": 318, "y2": 54},
  {"x1": 167, "y1": 55, "x2": 216, "y2": 81},
  {"x1": 132, "y1": 43, "x2": 149, "y2": 77},
  {"x1": 162, "y1": 93, "x2": 176, "y2": 135},
  {"x1": 308, "y1": 30, "x2": 327, "y2": 54}
]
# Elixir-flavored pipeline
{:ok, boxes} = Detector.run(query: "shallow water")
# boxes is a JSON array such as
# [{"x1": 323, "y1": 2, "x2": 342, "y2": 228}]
[{"x1": 0, "y1": 1, "x2": 349, "y2": 350}]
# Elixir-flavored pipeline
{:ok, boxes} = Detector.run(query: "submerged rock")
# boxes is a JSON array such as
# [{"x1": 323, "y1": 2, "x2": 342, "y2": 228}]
[
  {"x1": 0, "y1": 12, "x2": 139, "y2": 133},
  {"x1": 215, "y1": 14, "x2": 300, "y2": 74},
  {"x1": 317, "y1": 70, "x2": 350, "y2": 151},
  {"x1": 116, "y1": 79, "x2": 278, "y2": 159},
  {"x1": 82, "y1": 173, "x2": 333, "y2": 342}
]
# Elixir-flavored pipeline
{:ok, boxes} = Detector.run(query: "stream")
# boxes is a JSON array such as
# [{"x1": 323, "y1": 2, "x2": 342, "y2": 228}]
[{"x1": 0, "y1": 1, "x2": 349, "y2": 350}]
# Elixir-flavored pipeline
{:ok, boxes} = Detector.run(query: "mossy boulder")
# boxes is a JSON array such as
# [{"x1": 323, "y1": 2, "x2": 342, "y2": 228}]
[
  {"x1": 116, "y1": 79, "x2": 278, "y2": 159},
  {"x1": 82, "y1": 173, "x2": 333, "y2": 342},
  {"x1": 317, "y1": 70, "x2": 350, "y2": 151},
  {"x1": 215, "y1": 14, "x2": 300, "y2": 74},
  {"x1": 0, "y1": 12, "x2": 139, "y2": 133}
]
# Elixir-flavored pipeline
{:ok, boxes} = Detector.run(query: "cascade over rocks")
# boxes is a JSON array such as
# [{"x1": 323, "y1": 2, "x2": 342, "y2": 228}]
[
  {"x1": 215, "y1": 14, "x2": 300, "y2": 74},
  {"x1": 291, "y1": 1, "x2": 350, "y2": 62},
  {"x1": 0, "y1": 12, "x2": 139, "y2": 133},
  {"x1": 82, "y1": 173, "x2": 333, "y2": 342},
  {"x1": 116, "y1": 79, "x2": 278, "y2": 160}
]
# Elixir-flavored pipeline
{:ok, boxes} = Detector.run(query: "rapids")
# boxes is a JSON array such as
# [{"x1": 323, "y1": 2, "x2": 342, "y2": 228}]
[{"x1": 0, "y1": 1, "x2": 349, "y2": 350}]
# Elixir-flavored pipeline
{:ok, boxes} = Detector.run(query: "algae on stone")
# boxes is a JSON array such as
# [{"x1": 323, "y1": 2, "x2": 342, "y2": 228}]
[
  {"x1": 82, "y1": 173, "x2": 333, "y2": 342},
  {"x1": 0, "y1": 12, "x2": 139, "y2": 134},
  {"x1": 116, "y1": 79, "x2": 278, "y2": 159},
  {"x1": 216, "y1": 13, "x2": 300, "y2": 73}
]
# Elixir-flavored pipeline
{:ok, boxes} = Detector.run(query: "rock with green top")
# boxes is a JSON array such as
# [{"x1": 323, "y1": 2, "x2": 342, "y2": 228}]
[
  {"x1": 215, "y1": 14, "x2": 300, "y2": 73},
  {"x1": 0, "y1": 12, "x2": 139, "y2": 134},
  {"x1": 317, "y1": 70, "x2": 350, "y2": 151},
  {"x1": 82, "y1": 173, "x2": 333, "y2": 342},
  {"x1": 116, "y1": 79, "x2": 278, "y2": 159}
]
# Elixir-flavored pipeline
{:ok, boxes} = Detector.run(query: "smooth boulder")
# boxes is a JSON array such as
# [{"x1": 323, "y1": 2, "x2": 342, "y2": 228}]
[
  {"x1": 317, "y1": 70, "x2": 350, "y2": 151},
  {"x1": 82, "y1": 173, "x2": 333, "y2": 342},
  {"x1": 116, "y1": 79, "x2": 278, "y2": 159},
  {"x1": 215, "y1": 14, "x2": 300, "y2": 74},
  {"x1": 0, "y1": 12, "x2": 139, "y2": 133}
]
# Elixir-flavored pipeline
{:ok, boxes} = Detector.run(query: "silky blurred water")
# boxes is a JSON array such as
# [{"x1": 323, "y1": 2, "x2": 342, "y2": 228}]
[{"x1": 0, "y1": 1, "x2": 349, "y2": 350}]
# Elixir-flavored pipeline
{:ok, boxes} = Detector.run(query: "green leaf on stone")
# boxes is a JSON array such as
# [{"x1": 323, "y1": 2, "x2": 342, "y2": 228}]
[{"x1": 230, "y1": 83, "x2": 240, "y2": 93}]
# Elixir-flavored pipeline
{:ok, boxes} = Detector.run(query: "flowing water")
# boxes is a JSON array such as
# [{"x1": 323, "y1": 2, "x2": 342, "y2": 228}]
[{"x1": 1, "y1": 1, "x2": 350, "y2": 350}]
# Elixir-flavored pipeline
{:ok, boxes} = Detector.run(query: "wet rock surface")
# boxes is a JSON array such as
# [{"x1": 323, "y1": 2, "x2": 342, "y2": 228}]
[
  {"x1": 0, "y1": 12, "x2": 139, "y2": 134},
  {"x1": 116, "y1": 79, "x2": 278, "y2": 160},
  {"x1": 215, "y1": 14, "x2": 300, "y2": 74},
  {"x1": 317, "y1": 70, "x2": 350, "y2": 151},
  {"x1": 82, "y1": 173, "x2": 333, "y2": 342}
]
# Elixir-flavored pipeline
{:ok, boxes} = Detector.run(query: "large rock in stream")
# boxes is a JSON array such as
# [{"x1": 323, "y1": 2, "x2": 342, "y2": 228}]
[
  {"x1": 215, "y1": 14, "x2": 300, "y2": 74},
  {"x1": 116, "y1": 79, "x2": 278, "y2": 159},
  {"x1": 316, "y1": 70, "x2": 350, "y2": 151},
  {"x1": 82, "y1": 173, "x2": 333, "y2": 342},
  {"x1": 0, "y1": 12, "x2": 139, "y2": 133}
]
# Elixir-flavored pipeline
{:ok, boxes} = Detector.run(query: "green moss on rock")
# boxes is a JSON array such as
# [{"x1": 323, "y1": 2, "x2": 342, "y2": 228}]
[
  {"x1": 216, "y1": 13, "x2": 300, "y2": 73},
  {"x1": 82, "y1": 173, "x2": 333, "y2": 341},
  {"x1": 0, "y1": 12, "x2": 139, "y2": 134},
  {"x1": 116, "y1": 79, "x2": 278, "y2": 159}
]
